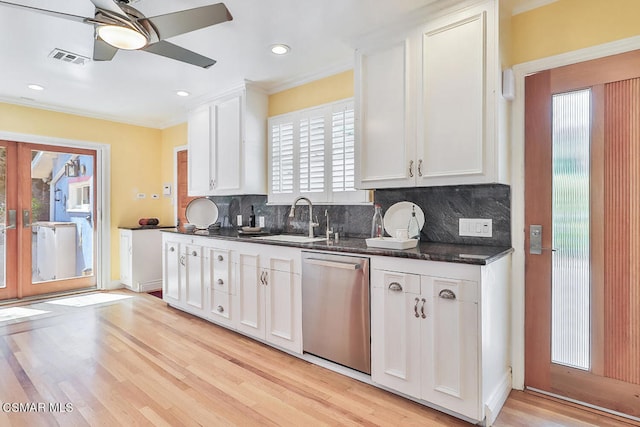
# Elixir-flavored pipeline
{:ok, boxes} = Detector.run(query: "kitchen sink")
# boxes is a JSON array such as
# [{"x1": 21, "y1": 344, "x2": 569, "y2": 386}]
[{"x1": 251, "y1": 234, "x2": 328, "y2": 243}]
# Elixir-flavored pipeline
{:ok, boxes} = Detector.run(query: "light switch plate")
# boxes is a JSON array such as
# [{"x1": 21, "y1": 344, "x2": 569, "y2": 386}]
[{"x1": 459, "y1": 218, "x2": 493, "y2": 237}]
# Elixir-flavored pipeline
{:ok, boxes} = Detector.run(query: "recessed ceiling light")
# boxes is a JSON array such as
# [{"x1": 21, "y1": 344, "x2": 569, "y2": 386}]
[
  {"x1": 176, "y1": 90, "x2": 190, "y2": 97},
  {"x1": 270, "y1": 44, "x2": 290, "y2": 55},
  {"x1": 28, "y1": 84, "x2": 44, "y2": 91}
]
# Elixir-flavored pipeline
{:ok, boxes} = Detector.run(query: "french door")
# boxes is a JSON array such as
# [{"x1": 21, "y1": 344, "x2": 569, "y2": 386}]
[
  {"x1": 525, "y1": 50, "x2": 640, "y2": 419},
  {"x1": 0, "y1": 140, "x2": 96, "y2": 301}
]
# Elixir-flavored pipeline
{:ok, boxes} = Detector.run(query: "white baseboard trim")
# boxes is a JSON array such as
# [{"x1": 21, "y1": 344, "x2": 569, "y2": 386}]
[
  {"x1": 139, "y1": 279, "x2": 162, "y2": 293},
  {"x1": 484, "y1": 371, "x2": 512, "y2": 426}
]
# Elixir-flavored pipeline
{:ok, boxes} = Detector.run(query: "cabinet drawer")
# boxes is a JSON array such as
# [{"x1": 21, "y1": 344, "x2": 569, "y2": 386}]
[
  {"x1": 429, "y1": 277, "x2": 477, "y2": 303},
  {"x1": 210, "y1": 290, "x2": 232, "y2": 322},
  {"x1": 212, "y1": 250, "x2": 230, "y2": 293}
]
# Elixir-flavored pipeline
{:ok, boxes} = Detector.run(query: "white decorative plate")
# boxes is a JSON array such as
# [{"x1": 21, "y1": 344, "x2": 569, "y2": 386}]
[
  {"x1": 185, "y1": 198, "x2": 219, "y2": 229},
  {"x1": 383, "y1": 201, "x2": 425, "y2": 236}
]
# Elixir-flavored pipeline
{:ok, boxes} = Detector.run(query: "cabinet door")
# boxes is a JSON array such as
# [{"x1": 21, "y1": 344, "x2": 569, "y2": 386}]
[
  {"x1": 235, "y1": 251, "x2": 264, "y2": 339},
  {"x1": 187, "y1": 104, "x2": 213, "y2": 196},
  {"x1": 184, "y1": 244, "x2": 205, "y2": 314},
  {"x1": 162, "y1": 239, "x2": 182, "y2": 306},
  {"x1": 418, "y1": 8, "x2": 486, "y2": 185},
  {"x1": 371, "y1": 269, "x2": 422, "y2": 398},
  {"x1": 421, "y1": 276, "x2": 479, "y2": 420},
  {"x1": 264, "y1": 256, "x2": 301, "y2": 354},
  {"x1": 119, "y1": 230, "x2": 132, "y2": 288},
  {"x1": 212, "y1": 93, "x2": 242, "y2": 194},
  {"x1": 355, "y1": 38, "x2": 416, "y2": 189}
]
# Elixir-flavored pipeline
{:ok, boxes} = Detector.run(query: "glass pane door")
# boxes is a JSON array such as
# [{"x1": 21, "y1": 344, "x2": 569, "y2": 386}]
[
  {"x1": 19, "y1": 145, "x2": 96, "y2": 297},
  {"x1": 0, "y1": 141, "x2": 17, "y2": 301}
]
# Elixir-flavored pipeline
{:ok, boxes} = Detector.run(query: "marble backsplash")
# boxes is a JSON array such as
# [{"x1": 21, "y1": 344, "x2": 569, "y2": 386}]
[{"x1": 204, "y1": 184, "x2": 511, "y2": 247}]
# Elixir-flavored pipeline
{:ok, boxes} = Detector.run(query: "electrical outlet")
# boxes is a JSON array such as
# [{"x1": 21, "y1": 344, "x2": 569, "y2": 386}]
[
  {"x1": 236, "y1": 214, "x2": 243, "y2": 227},
  {"x1": 259, "y1": 216, "x2": 265, "y2": 228},
  {"x1": 459, "y1": 218, "x2": 492, "y2": 237}
]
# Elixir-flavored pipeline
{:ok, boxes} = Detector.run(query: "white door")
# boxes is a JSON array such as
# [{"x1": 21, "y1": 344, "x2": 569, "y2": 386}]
[
  {"x1": 235, "y1": 251, "x2": 264, "y2": 339},
  {"x1": 371, "y1": 269, "x2": 421, "y2": 399},
  {"x1": 422, "y1": 276, "x2": 479, "y2": 420},
  {"x1": 163, "y1": 239, "x2": 182, "y2": 305},
  {"x1": 264, "y1": 255, "x2": 301, "y2": 354},
  {"x1": 184, "y1": 244, "x2": 205, "y2": 314},
  {"x1": 213, "y1": 93, "x2": 242, "y2": 193},
  {"x1": 355, "y1": 38, "x2": 416, "y2": 189}
]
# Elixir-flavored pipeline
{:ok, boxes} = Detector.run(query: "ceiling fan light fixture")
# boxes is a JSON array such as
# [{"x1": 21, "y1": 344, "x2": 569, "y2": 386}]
[
  {"x1": 98, "y1": 25, "x2": 148, "y2": 50},
  {"x1": 270, "y1": 44, "x2": 290, "y2": 55}
]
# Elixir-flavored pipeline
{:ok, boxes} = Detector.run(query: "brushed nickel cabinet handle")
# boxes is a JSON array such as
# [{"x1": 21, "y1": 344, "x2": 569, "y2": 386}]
[
  {"x1": 217, "y1": 255, "x2": 224, "y2": 261},
  {"x1": 217, "y1": 279, "x2": 224, "y2": 285},
  {"x1": 388, "y1": 282, "x2": 403, "y2": 292},
  {"x1": 409, "y1": 160, "x2": 414, "y2": 177},
  {"x1": 263, "y1": 271, "x2": 268, "y2": 286},
  {"x1": 191, "y1": 251, "x2": 197, "y2": 256},
  {"x1": 420, "y1": 298, "x2": 426, "y2": 318},
  {"x1": 217, "y1": 305, "x2": 224, "y2": 313},
  {"x1": 179, "y1": 255, "x2": 186, "y2": 266},
  {"x1": 439, "y1": 289, "x2": 456, "y2": 300},
  {"x1": 418, "y1": 159, "x2": 423, "y2": 177},
  {"x1": 414, "y1": 297, "x2": 420, "y2": 318},
  {"x1": 169, "y1": 246, "x2": 175, "y2": 252}
]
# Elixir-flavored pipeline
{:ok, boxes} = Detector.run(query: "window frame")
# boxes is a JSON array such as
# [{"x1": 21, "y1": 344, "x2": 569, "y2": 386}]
[{"x1": 267, "y1": 98, "x2": 369, "y2": 205}]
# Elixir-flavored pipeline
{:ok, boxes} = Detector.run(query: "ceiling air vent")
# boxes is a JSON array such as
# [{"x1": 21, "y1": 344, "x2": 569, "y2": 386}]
[{"x1": 48, "y1": 49, "x2": 90, "y2": 66}]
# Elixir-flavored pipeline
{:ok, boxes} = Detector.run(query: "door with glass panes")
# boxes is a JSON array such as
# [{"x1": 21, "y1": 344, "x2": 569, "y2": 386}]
[{"x1": 0, "y1": 140, "x2": 96, "y2": 300}]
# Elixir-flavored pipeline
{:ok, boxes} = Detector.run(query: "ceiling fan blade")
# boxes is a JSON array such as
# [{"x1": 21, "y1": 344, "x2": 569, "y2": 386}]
[
  {"x1": 142, "y1": 40, "x2": 216, "y2": 69},
  {"x1": 87, "y1": 0, "x2": 126, "y2": 16},
  {"x1": 93, "y1": 36, "x2": 119, "y2": 61},
  {"x1": 0, "y1": 0, "x2": 87, "y2": 23},
  {"x1": 140, "y1": 3, "x2": 232, "y2": 41}
]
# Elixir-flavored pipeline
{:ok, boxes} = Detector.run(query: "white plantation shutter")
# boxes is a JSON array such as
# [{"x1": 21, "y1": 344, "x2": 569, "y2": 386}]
[
  {"x1": 331, "y1": 106, "x2": 356, "y2": 192},
  {"x1": 299, "y1": 115, "x2": 325, "y2": 192},
  {"x1": 271, "y1": 121, "x2": 294, "y2": 194},
  {"x1": 268, "y1": 99, "x2": 369, "y2": 204}
]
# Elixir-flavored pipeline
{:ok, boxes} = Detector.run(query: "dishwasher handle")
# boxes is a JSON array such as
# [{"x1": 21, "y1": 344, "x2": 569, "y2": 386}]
[{"x1": 304, "y1": 257, "x2": 362, "y2": 270}]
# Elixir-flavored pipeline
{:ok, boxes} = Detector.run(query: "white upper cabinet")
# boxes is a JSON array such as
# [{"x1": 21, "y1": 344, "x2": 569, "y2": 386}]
[
  {"x1": 355, "y1": 0, "x2": 507, "y2": 189},
  {"x1": 188, "y1": 83, "x2": 267, "y2": 196},
  {"x1": 355, "y1": 37, "x2": 416, "y2": 189}
]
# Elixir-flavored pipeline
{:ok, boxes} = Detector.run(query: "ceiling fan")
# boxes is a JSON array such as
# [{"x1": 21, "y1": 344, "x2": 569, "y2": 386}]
[{"x1": 0, "y1": 0, "x2": 232, "y2": 68}]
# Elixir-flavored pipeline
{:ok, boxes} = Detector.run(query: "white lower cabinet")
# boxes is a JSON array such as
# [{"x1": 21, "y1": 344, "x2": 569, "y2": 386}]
[
  {"x1": 162, "y1": 235, "x2": 205, "y2": 317},
  {"x1": 162, "y1": 233, "x2": 302, "y2": 355},
  {"x1": 235, "y1": 244, "x2": 302, "y2": 354},
  {"x1": 119, "y1": 228, "x2": 163, "y2": 292},
  {"x1": 371, "y1": 255, "x2": 510, "y2": 425}
]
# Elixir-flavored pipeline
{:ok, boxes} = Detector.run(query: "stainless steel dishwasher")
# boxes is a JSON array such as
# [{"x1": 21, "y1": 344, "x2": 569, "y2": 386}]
[{"x1": 302, "y1": 251, "x2": 370, "y2": 374}]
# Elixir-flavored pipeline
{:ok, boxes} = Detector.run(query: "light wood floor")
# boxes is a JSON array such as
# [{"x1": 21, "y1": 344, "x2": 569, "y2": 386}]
[{"x1": 0, "y1": 290, "x2": 637, "y2": 427}]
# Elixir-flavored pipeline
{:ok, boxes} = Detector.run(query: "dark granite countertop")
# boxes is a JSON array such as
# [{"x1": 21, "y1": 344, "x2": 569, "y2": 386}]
[
  {"x1": 119, "y1": 225, "x2": 176, "y2": 231},
  {"x1": 161, "y1": 228, "x2": 512, "y2": 266}
]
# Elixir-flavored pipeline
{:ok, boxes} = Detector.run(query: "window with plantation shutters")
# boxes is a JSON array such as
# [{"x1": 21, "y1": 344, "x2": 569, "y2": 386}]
[
  {"x1": 270, "y1": 121, "x2": 294, "y2": 195},
  {"x1": 331, "y1": 106, "x2": 355, "y2": 193},
  {"x1": 299, "y1": 115, "x2": 325, "y2": 193},
  {"x1": 268, "y1": 99, "x2": 369, "y2": 204}
]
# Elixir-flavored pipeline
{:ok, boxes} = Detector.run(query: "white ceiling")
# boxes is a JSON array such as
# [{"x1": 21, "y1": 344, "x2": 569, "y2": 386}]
[{"x1": 0, "y1": 0, "x2": 533, "y2": 129}]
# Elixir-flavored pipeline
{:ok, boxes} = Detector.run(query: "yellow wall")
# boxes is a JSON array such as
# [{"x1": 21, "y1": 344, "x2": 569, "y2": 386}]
[
  {"x1": 268, "y1": 70, "x2": 354, "y2": 116},
  {"x1": 0, "y1": 102, "x2": 167, "y2": 282},
  {"x1": 511, "y1": 0, "x2": 640, "y2": 65}
]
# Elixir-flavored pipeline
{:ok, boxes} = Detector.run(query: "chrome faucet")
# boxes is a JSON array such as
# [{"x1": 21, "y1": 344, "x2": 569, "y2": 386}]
[{"x1": 289, "y1": 196, "x2": 318, "y2": 238}]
